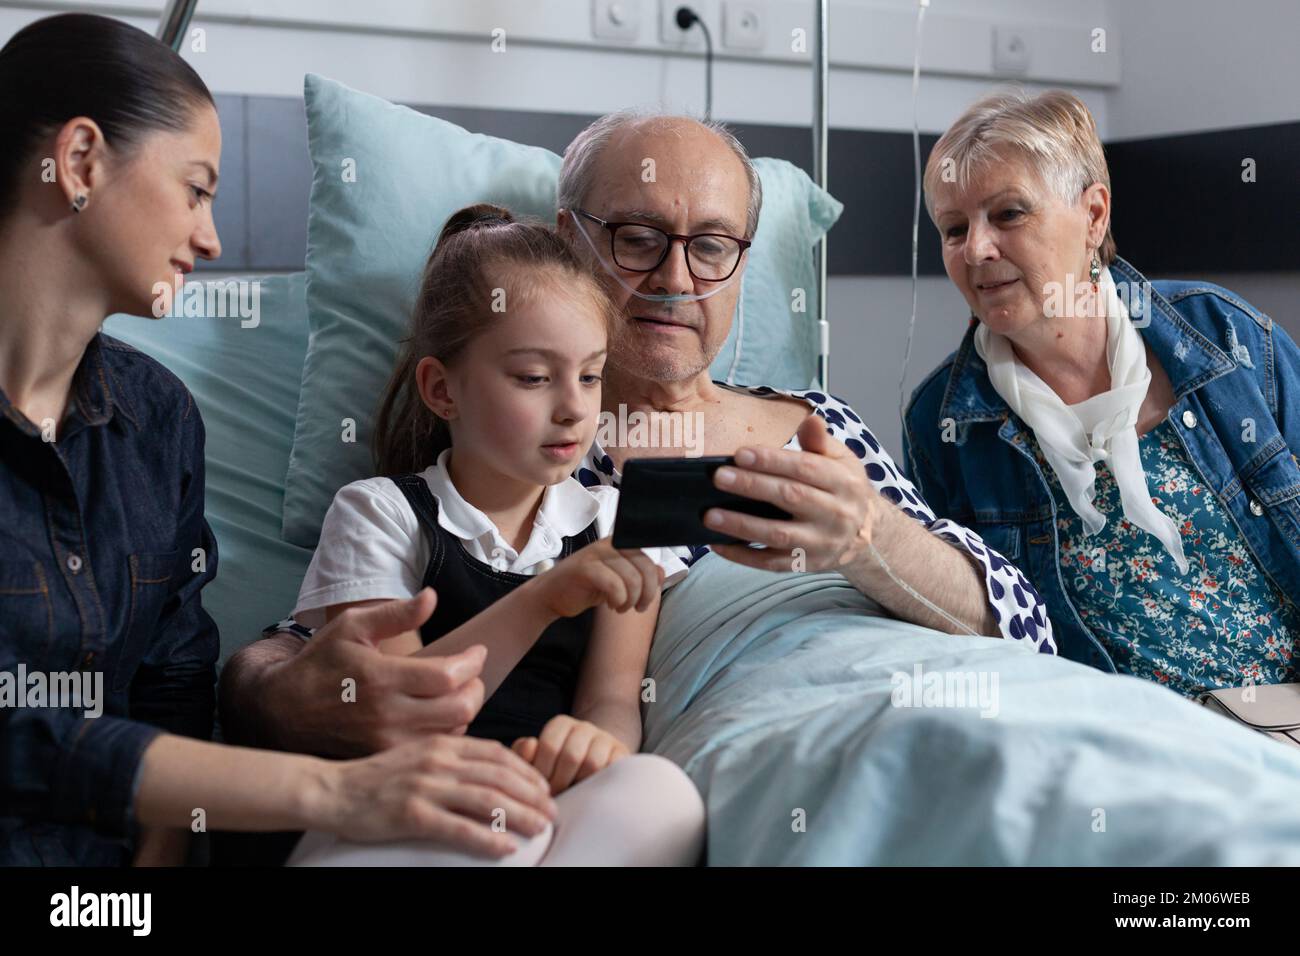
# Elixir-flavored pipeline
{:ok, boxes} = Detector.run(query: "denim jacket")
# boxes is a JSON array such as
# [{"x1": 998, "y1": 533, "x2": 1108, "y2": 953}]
[
  {"x1": 903, "y1": 257, "x2": 1300, "y2": 672},
  {"x1": 0, "y1": 333, "x2": 218, "y2": 865}
]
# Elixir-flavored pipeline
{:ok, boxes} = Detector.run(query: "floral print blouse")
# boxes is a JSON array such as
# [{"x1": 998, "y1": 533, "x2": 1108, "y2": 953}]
[{"x1": 1029, "y1": 419, "x2": 1300, "y2": 697}]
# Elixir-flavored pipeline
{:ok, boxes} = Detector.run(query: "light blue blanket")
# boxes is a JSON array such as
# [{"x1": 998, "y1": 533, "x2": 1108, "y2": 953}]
[{"x1": 644, "y1": 555, "x2": 1300, "y2": 865}]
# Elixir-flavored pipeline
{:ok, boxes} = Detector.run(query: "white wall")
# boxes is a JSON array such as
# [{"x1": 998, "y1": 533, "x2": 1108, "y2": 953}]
[
  {"x1": 1103, "y1": 0, "x2": 1300, "y2": 140},
  {"x1": 830, "y1": 0, "x2": 1300, "y2": 457},
  {"x1": 825, "y1": 274, "x2": 965, "y2": 457},
  {"x1": 0, "y1": 0, "x2": 1114, "y2": 131},
  {"x1": 2, "y1": 0, "x2": 1293, "y2": 461}
]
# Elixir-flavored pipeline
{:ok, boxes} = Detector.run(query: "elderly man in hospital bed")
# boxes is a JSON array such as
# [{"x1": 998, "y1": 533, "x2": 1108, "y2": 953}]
[{"x1": 221, "y1": 111, "x2": 1300, "y2": 866}]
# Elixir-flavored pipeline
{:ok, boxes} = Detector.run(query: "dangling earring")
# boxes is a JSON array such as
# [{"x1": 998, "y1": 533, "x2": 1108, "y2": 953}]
[
  {"x1": 1089, "y1": 251, "x2": 1101, "y2": 292},
  {"x1": 71, "y1": 194, "x2": 88, "y2": 213}
]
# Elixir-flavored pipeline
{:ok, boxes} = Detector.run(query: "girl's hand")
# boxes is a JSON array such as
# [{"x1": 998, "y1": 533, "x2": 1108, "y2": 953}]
[
  {"x1": 530, "y1": 537, "x2": 663, "y2": 619},
  {"x1": 511, "y1": 715, "x2": 631, "y2": 795},
  {"x1": 320, "y1": 734, "x2": 558, "y2": 858}
]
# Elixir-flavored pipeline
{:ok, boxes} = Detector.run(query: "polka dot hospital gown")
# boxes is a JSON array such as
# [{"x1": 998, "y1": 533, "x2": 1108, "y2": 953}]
[{"x1": 577, "y1": 382, "x2": 1055, "y2": 653}]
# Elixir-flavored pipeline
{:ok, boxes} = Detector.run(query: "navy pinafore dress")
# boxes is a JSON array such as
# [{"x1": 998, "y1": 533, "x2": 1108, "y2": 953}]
[{"x1": 390, "y1": 474, "x2": 598, "y2": 745}]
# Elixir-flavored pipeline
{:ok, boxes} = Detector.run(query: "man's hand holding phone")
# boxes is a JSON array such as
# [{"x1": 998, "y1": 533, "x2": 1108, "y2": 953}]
[
  {"x1": 707, "y1": 415, "x2": 880, "y2": 572},
  {"x1": 611, "y1": 416, "x2": 879, "y2": 572}
]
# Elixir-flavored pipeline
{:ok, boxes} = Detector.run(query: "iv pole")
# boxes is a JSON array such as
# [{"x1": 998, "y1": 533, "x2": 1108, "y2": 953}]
[
  {"x1": 812, "y1": 0, "x2": 829, "y2": 389},
  {"x1": 156, "y1": 0, "x2": 200, "y2": 52}
]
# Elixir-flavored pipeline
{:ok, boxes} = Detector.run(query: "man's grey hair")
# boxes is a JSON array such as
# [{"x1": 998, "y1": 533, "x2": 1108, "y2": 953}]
[{"x1": 558, "y1": 109, "x2": 762, "y2": 238}]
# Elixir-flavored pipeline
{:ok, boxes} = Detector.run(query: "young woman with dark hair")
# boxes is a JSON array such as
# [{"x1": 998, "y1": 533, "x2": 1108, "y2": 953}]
[{"x1": 0, "y1": 13, "x2": 557, "y2": 866}]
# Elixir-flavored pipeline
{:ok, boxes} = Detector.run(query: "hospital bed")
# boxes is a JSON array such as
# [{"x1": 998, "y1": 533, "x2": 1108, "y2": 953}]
[
  {"x1": 106, "y1": 0, "x2": 842, "y2": 666},
  {"x1": 102, "y1": 1, "x2": 1300, "y2": 866}
]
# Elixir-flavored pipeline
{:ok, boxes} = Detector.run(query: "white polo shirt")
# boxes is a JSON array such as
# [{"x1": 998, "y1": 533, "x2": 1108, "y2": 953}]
[{"x1": 294, "y1": 448, "x2": 687, "y2": 629}]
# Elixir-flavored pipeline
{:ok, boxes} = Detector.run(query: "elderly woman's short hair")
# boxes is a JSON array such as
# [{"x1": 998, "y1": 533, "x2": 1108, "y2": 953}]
[
  {"x1": 558, "y1": 109, "x2": 763, "y2": 239},
  {"x1": 923, "y1": 89, "x2": 1116, "y2": 265}
]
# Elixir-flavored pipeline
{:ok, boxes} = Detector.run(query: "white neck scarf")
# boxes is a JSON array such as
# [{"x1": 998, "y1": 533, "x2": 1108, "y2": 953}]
[{"x1": 974, "y1": 267, "x2": 1189, "y2": 574}]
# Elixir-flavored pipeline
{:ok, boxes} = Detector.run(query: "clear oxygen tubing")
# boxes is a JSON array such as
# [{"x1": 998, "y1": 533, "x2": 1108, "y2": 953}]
[
  {"x1": 873, "y1": 0, "x2": 981, "y2": 639},
  {"x1": 867, "y1": 540, "x2": 979, "y2": 637},
  {"x1": 568, "y1": 209, "x2": 741, "y2": 304},
  {"x1": 898, "y1": 0, "x2": 927, "y2": 423},
  {"x1": 567, "y1": 209, "x2": 746, "y2": 380}
]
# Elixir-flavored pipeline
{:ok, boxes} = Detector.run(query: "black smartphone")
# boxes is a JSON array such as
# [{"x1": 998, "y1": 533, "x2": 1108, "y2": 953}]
[{"x1": 611, "y1": 456, "x2": 793, "y2": 548}]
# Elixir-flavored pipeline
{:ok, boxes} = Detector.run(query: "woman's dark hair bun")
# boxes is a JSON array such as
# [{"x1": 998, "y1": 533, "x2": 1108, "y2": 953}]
[{"x1": 0, "y1": 13, "x2": 215, "y2": 217}]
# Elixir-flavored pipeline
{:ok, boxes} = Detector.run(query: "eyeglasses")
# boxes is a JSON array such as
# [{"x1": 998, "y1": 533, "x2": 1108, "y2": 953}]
[{"x1": 573, "y1": 208, "x2": 752, "y2": 282}]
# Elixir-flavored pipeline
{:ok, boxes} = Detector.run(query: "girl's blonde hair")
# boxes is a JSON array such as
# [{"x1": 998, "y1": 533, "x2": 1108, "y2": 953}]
[
  {"x1": 373, "y1": 203, "x2": 620, "y2": 476},
  {"x1": 923, "y1": 88, "x2": 1117, "y2": 265}
]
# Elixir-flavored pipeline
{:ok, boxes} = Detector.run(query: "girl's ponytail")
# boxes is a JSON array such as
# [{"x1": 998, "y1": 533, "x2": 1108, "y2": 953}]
[
  {"x1": 373, "y1": 203, "x2": 516, "y2": 475},
  {"x1": 372, "y1": 342, "x2": 434, "y2": 478}
]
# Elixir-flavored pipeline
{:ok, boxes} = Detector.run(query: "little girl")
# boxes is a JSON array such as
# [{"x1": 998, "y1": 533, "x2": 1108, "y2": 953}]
[{"x1": 287, "y1": 204, "x2": 703, "y2": 866}]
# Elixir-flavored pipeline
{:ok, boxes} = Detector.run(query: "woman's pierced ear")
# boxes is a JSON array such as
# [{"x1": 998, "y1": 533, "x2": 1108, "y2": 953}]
[{"x1": 71, "y1": 194, "x2": 88, "y2": 213}]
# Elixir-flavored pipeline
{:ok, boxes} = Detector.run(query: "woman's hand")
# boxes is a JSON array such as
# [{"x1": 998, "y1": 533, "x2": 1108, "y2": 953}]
[
  {"x1": 706, "y1": 415, "x2": 882, "y2": 572},
  {"x1": 511, "y1": 715, "x2": 631, "y2": 795},
  {"x1": 319, "y1": 734, "x2": 558, "y2": 857},
  {"x1": 227, "y1": 590, "x2": 489, "y2": 756},
  {"x1": 529, "y1": 538, "x2": 663, "y2": 619}
]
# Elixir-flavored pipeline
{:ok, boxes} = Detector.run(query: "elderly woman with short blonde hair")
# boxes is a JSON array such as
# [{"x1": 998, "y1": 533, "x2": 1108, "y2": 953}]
[{"x1": 903, "y1": 88, "x2": 1300, "y2": 697}]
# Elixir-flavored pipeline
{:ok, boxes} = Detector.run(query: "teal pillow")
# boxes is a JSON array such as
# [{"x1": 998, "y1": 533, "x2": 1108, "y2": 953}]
[
  {"x1": 283, "y1": 74, "x2": 842, "y2": 547},
  {"x1": 713, "y1": 156, "x2": 844, "y2": 388},
  {"x1": 104, "y1": 274, "x2": 314, "y2": 665}
]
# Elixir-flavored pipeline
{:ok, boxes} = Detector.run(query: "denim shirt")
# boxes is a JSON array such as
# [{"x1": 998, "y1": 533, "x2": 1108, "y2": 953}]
[
  {"x1": 903, "y1": 257, "x2": 1300, "y2": 673},
  {"x1": 0, "y1": 333, "x2": 218, "y2": 865}
]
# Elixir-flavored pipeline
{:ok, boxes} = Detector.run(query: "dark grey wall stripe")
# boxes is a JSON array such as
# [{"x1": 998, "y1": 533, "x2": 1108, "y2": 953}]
[
  {"x1": 203, "y1": 94, "x2": 1299, "y2": 277},
  {"x1": 1105, "y1": 123, "x2": 1300, "y2": 274}
]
